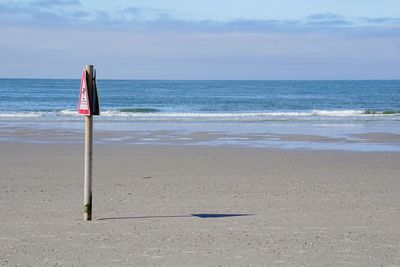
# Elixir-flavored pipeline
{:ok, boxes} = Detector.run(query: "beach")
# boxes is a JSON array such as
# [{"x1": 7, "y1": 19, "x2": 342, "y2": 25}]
[
  {"x1": 1, "y1": 0, "x2": 400, "y2": 264},
  {"x1": 1, "y1": 131, "x2": 400, "y2": 266},
  {"x1": 1, "y1": 78, "x2": 400, "y2": 266}
]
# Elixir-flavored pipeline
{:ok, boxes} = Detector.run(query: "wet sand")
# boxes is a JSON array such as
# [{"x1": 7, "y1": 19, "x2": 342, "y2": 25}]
[
  {"x1": 1, "y1": 122, "x2": 400, "y2": 152},
  {"x1": 0, "y1": 142, "x2": 399, "y2": 266}
]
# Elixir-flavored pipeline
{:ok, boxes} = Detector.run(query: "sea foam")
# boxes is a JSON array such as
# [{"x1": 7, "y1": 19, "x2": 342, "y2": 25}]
[{"x1": 1, "y1": 109, "x2": 399, "y2": 121}]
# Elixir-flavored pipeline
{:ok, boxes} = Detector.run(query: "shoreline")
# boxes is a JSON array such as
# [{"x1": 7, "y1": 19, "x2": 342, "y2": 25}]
[
  {"x1": 1, "y1": 143, "x2": 399, "y2": 265},
  {"x1": 1, "y1": 120, "x2": 400, "y2": 151}
]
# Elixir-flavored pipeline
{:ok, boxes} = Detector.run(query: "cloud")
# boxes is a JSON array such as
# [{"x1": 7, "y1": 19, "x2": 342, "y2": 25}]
[
  {"x1": 0, "y1": 0, "x2": 85, "y2": 26},
  {"x1": 1, "y1": 26, "x2": 399, "y2": 79},
  {"x1": 1, "y1": 3, "x2": 399, "y2": 79},
  {"x1": 130, "y1": 15, "x2": 400, "y2": 37},
  {"x1": 30, "y1": 0, "x2": 81, "y2": 8},
  {"x1": 304, "y1": 13, "x2": 353, "y2": 27},
  {"x1": 306, "y1": 13, "x2": 345, "y2": 21},
  {"x1": 123, "y1": 6, "x2": 167, "y2": 18},
  {"x1": 0, "y1": 2, "x2": 399, "y2": 37},
  {"x1": 0, "y1": 0, "x2": 81, "y2": 12},
  {"x1": 360, "y1": 17, "x2": 400, "y2": 25}
]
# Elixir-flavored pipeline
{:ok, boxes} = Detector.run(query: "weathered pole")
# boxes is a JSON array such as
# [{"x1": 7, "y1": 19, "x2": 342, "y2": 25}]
[{"x1": 84, "y1": 64, "x2": 94, "y2": 221}]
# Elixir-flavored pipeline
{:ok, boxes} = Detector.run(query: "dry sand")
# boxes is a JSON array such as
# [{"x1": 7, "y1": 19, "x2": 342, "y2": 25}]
[{"x1": 1, "y1": 142, "x2": 400, "y2": 266}]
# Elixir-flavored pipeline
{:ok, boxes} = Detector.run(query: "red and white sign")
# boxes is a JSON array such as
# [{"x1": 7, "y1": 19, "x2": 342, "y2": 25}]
[{"x1": 78, "y1": 70, "x2": 90, "y2": 115}]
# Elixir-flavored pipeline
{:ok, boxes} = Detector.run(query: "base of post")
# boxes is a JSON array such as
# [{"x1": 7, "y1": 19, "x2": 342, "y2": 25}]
[{"x1": 84, "y1": 193, "x2": 92, "y2": 221}]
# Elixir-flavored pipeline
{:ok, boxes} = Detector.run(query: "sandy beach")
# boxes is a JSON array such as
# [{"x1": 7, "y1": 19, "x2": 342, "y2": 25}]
[
  {"x1": 1, "y1": 139, "x2": 399, "y2": 266},
  {"x1": 1, "y1": 0, "x2": 400, "y2": 265}
]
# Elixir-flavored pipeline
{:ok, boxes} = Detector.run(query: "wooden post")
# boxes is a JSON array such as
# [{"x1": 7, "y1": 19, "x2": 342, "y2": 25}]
[{"x1": 84, "y1": 64, "x2": 94, "y2": 221}]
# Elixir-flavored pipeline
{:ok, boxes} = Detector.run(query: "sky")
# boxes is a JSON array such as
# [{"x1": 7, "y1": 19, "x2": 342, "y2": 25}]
[{"x1": 0, "y1": 0, "x2": 399, "y2": 79}]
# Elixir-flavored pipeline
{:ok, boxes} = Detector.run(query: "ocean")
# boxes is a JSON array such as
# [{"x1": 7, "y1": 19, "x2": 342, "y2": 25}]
[
  {"x1": 0, "y1": 79, "x2": 399, "y2": 121},
  {"x1": 1, "y1": 79, "x2": 400, "y2": 151}
]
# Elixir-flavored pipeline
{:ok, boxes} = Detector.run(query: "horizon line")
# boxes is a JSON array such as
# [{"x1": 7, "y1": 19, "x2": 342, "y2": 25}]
[{"x1": 1, "y1": 77, "x2": 399, "y2": 82}]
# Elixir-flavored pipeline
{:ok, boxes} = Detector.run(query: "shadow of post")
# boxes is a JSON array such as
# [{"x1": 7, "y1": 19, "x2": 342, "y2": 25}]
[
  {"x1": 191, "y1": 213, "x2": 252, "y2": 218},
  {"x1": 97, "y1": 213, "x2": 253, "y2": 221}
]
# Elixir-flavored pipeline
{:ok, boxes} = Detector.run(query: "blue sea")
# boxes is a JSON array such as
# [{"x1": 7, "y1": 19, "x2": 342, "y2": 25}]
[
  {"x1": 1, "y1": 79, "x2": 399, "y2": 121},
  {"x1": 1, "y1": 79, "x2": 400, "y2": 151}
]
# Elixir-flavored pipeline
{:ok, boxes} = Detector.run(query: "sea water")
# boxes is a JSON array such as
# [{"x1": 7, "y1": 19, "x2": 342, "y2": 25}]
[
  {"x1": 1, "y1": 79, "x2": 399, "y2": 150},
  {"x1": 0, "y1": 79, "x2": 399, "y2": 121}
]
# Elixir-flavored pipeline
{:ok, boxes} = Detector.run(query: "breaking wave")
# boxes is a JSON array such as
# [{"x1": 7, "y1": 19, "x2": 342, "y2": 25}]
[{"x1": 1, "y1": 109, "x2": 399, "y2": 122}]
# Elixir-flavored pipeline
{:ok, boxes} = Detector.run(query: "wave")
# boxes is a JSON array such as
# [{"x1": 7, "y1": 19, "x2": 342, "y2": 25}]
[
  {"x1": 0, "y1": 112, "x2": 50, "y2": 118},
  {"x1": 1, "y1": 109, "x2": 399, "y2": 121},
  {"x1": 119, "y1": 108, "x2": 161, "y2": 113},
  {"x1": 363, "y1": 110, "x2": 400, "y2": 115}
]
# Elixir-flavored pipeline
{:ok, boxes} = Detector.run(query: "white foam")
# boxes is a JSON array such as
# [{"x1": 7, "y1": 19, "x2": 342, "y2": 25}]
[
  {"x1": 1, "y1": 109, "x2": 399, "y2": 121},
  {"x1": 92, "y1": 110, "x2": 400, "y2": 122},
  {"x1": 85, "y1": 109, "x2": 386, "y2": 118},
  {"x1": 0, "y1": 112, "x2": 46, "y2": 118},
  {"x1": 311, "y1": 110, "x2": 365, "y2": 116},
  {"x1": 59, "y1": 109, "x2": 80, "y2": 116}
]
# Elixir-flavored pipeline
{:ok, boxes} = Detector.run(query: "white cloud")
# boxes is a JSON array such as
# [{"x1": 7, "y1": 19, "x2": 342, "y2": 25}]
[
  {"x1": 0, "y1": 2, "x2": 399, "y2": 36},
  {"x1": 0, "y1": 2, "x2": 399, "y2": 79}
]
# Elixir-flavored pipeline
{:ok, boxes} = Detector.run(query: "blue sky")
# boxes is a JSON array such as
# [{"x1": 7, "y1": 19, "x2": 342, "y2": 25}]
[{"x1": 0, "y1": 0, "x2": 399, "y2": 79}]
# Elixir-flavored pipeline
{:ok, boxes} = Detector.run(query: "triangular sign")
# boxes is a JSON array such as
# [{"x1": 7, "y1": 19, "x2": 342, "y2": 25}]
[{"x1": 78, "y1": 70, "x2": 90, "y2": 115}]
